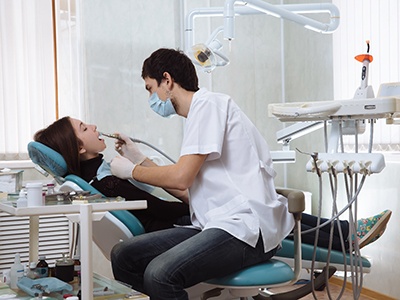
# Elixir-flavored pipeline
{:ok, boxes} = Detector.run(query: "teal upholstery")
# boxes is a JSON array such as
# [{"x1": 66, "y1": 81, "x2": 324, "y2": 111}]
[
  {"x1": 277, "y1": 239, "x2": 371, "y2": 268},
  {"x1": 205, "y1": 239, "x2": 370, "y2": 289},
  {"x1": 65, "y1": 174, "x2": 145, "y2": 236},
  {"x1": 28, "y1": 141, "x2": 68, "y2": 184},
  {"x1": 64, "y1": 174, "x2": 101, "y2": 195},
  {"x1": 206, "y1": 259, "x2": 294, "y2": 287}
]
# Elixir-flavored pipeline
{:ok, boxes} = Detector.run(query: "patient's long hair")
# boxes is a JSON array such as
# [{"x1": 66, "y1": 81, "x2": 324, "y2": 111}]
[{"x1": 34, "y1": 116, "x2": 83, "y2": 176}]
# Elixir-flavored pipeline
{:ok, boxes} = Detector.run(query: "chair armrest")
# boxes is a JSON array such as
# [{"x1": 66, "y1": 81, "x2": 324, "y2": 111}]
[
  {"x1": 276, "y1": 188, "x2": 305, "y2": 284},
  {"x1": 276, "y1": 188, "x2": 305, "y2": 217}
]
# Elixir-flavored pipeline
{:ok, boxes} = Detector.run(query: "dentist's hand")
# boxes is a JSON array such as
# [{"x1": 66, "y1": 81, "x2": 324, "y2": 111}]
[
  {"x1": 114, "y1": 133, "x2": 146, "y2": 165},
  {"x1": 110, "y1": 156, "x2": 136, "y2": 180}
]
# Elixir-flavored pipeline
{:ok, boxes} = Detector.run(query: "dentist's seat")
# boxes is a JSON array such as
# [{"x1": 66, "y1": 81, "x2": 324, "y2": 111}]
[
  {"x1": 199, "y1": 188, "x2": 335, "y2": 300},
  {"x1": 27, "y1": 141, "x2": 145, "y2": 260}
]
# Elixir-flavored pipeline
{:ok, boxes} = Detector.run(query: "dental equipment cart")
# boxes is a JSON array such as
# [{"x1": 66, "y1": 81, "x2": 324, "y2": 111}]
[{"x1": 0, "y1": 197, "x2": 149, "y2": 300}]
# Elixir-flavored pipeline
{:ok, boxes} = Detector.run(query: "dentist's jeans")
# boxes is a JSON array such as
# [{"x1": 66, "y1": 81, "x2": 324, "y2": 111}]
[{"x1": 111, "y1": 227, "x2": 278, "y2": 300}]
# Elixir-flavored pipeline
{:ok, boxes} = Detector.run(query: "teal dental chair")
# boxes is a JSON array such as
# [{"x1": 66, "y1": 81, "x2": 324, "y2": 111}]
[
  {"x1": 27, "y1": 141, "x2": 145, "y2": 261},
  {"x1": 28, "y1": 141, "x2": 370, "y2": 299}
]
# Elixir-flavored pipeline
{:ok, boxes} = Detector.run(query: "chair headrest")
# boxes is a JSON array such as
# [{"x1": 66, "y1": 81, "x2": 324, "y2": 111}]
[{"x1": 27, "y1": 141, "x2": 68, "y2": 178}]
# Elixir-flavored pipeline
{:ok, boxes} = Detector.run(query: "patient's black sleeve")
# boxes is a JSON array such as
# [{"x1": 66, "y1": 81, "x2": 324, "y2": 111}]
[{"x1": 91, "y1": 175, "x2": 190, "y2": 232}]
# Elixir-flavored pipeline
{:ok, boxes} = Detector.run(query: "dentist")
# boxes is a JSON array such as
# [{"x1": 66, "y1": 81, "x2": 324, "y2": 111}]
[{"x1": 110, "y1": 48, "x2": 294, "y2": 300}]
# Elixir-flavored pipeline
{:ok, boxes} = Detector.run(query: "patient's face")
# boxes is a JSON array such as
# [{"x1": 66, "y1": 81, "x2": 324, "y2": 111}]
[{"x1": 70, "y1": 118, "x2": 106, "y2": 160}]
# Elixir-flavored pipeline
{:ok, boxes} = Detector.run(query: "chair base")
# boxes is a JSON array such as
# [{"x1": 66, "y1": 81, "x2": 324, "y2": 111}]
[
  {"x1": 253, "y1": 266, "x2": 336, "y2": 300},
  {"x1": 200, "y1": 266, "x2": 336, "y2": 300}
]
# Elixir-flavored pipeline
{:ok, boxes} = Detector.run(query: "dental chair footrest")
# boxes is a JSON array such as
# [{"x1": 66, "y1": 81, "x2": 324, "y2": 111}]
[{"x1": 206, "y1": 259, "x2": 294, "y2": 288}]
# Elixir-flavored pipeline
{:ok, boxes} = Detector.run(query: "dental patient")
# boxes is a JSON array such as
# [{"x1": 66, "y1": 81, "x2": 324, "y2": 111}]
[
  {"x1": 34, "y1": 116, "x2": 392, "y2": 250},
  {"x1": 34, "y1": 116, "x2": 190, "y2": 232}
]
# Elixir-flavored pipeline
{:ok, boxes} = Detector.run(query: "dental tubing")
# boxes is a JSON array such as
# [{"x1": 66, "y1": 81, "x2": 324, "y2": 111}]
[{"x1": 100, "y1": 132, "x2": 177, "y2": 164}]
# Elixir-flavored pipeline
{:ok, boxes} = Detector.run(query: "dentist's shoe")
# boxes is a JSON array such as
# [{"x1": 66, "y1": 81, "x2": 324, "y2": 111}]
[{"x1": 354, "y1": 210, "x2": 392, "y2": 249}]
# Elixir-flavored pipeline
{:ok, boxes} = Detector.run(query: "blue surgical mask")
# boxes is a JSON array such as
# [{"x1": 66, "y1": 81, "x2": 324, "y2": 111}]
[{"x1": 148, "y1": 92, "x2": 176, "y2": 117}]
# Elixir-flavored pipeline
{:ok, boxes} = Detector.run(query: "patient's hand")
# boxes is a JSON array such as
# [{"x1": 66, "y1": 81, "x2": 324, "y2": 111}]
[{"x1": 114, "y1": 133, "x2": 146, "y2": 165}]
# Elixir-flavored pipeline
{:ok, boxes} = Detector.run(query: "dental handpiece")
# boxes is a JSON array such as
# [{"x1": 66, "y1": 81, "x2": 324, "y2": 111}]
[
  {"x1": 99, "y1": 132, "x2": 120, "y2": 139},
  {"x1": 100, "y1": 132, "x2": 176, "y2": 163}
]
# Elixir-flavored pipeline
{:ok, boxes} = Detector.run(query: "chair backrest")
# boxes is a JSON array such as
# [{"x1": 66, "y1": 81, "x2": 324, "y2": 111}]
[
  {"x1": 28, "y1": 141, "x2": 68, "y2": 184},
  {"x1": 27, "y1": 141, "x2": 146, "y2": 260}
]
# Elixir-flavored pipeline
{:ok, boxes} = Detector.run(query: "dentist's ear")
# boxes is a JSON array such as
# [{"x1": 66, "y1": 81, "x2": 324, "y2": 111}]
[{"x1": 162, "y1": 72, "x2": 173, "y2": 84}]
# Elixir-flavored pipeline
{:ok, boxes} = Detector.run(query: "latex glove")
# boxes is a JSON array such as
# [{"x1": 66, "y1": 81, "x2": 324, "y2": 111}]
[
  {"x1": 114, "y1": 133, "x2": 146, "y2": 164},
  {"x1": 110, "y1": 156, "x2": 136, "y2": 180}
]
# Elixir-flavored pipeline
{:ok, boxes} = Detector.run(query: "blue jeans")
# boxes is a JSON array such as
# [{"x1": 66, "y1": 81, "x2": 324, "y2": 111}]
[
  {"x1": 285, "y1": 213, "x2": 350, "y2": 251},
  {"x1": 111, "y1": 227, "x2": 278, "y2": 300}
]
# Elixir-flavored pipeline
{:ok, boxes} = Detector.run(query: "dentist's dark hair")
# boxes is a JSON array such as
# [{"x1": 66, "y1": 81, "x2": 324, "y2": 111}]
[
  {"x1": 34, "y1": 116, "x2": 83, "y2": 176},
  {"x1": 141, "y1": 48, "x2": 199, "y2": 92}
]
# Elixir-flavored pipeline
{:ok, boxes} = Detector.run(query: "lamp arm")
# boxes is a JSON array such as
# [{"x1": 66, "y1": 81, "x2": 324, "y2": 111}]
[
  {"x1": 206, "y1": 26, "x2": 229, "y2": 66},
  {"x1": 213, "y1": 50, "x2": 230, "y2": 66},
  {"x1": 223, "y1": 0, "x2": 340, "y2": 40},
  {"x1": 205, "y1": 26, "x2": 224, "y2": 46},
  {"x1": 185, "y1": 8, "x2": 225, "y2": 52},
  {"x1": 184, "y1": 6, "x2": 263, "y2": 52},
  {"x1": 183, "y1": 1, "x2": 340, "y2": 71}
]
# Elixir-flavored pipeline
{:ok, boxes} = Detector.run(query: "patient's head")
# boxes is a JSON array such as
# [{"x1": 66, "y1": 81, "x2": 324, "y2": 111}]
[{"x1": 34, "y1": 116, "x2": 106, "y2": 176}]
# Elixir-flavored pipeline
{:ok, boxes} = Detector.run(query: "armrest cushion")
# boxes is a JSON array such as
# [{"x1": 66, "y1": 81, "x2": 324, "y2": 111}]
[{"x1": 276, "y1": 188, "x2": 305, "y2": 215}]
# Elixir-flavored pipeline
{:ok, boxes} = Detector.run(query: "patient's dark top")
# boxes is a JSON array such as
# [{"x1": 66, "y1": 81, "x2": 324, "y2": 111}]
[{"x1": 79, "y1": 154, "x2": 190, "y2": 232}]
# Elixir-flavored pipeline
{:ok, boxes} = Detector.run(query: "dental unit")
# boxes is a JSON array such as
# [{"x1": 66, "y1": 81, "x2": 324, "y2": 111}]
[
  {"x1": 184, "y1": 3, "x2": 392, "y2": 295},
  {"x1": 268, "y1": 43, "x2": 399, "y2": 298}
]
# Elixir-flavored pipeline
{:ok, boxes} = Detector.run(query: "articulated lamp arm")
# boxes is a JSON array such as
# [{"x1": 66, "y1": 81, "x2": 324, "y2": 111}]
[{"x1": 184, "y1": 0, "x2": 340, "y2": 71}]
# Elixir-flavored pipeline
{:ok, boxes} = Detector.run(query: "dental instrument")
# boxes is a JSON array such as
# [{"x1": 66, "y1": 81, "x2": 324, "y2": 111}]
[
  {"x1": 354, "y1": 40, "x2": 374, "y2": 99},
  {"x1": 306, "y1": 152, "x2": 385, "y2": 175},
  {"x1": 99, "y1": 132, "x2": 120, "y2": 140},
  {"x1": 99, "y1": 132, "x2": 177, "y2": 164}
]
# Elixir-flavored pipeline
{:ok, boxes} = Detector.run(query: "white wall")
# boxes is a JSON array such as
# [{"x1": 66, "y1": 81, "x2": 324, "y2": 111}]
[{"x1": 81, "y1": 0, "x2": 184, "y2": 163}]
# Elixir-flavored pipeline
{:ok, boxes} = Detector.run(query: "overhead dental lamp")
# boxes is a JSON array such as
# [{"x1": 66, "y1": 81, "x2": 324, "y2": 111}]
[
  {"x1": 184, "y1": 1, "x2": 340, "y2": 72},
  {"x1": 188, "y1": 26, "x2": 230, "y2": 73}
]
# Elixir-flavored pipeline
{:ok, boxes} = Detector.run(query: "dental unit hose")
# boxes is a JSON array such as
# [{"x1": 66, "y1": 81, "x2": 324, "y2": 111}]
[{"x1": 100, "y1": 132, "x2": 177, "y2": 164}]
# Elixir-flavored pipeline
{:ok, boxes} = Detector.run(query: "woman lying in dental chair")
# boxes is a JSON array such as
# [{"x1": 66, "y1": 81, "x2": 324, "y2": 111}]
[
  {"x1": 34, "y1": 116, "x2": 190, "y2": 232},
  {"x1": 34, "y1": 116, "x2": 392, "y2": 249}
]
